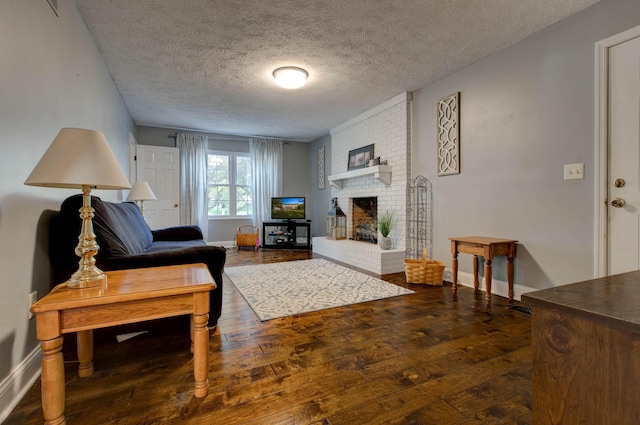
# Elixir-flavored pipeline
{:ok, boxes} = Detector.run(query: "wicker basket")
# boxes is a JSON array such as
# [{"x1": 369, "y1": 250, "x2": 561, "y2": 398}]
[
  {"x1": 236, "y1": 225, "x2": 259, "y2": 250},
  {"x1": 404, "y1": 248, "x2": 445, "y2": 286}
]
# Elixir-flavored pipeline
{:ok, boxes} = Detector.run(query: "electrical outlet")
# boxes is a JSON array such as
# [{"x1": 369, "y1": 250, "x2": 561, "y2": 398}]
[
  {"x1": 28, "y1": 291, "x2": 37, "y2": 319},
  {"x1": 564, "y1": 163, "x2": 585, "y2": 180}
]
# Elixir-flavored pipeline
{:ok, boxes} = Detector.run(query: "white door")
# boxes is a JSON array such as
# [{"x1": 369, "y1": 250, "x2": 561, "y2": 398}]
[
  {"x1": 608, "y1": 35, "x2": 640, "y2": 275},
  {"x1": 135, "y1": 145, "x2": 180, "y2": 230}
]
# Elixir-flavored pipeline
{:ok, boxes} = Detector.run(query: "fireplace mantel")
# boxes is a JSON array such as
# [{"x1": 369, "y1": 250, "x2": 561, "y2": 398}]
[{"x1": 328, "y1": 165, "x2": 392, "y2": 189}]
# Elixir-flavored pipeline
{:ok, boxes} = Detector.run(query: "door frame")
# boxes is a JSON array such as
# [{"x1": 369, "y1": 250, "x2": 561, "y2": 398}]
[
  {"x1": 128, "y1": 132, "x2": 138, "y2": 184},
  {"x1": 594, "y1": 24, "x2": 640, "y2": 278}
]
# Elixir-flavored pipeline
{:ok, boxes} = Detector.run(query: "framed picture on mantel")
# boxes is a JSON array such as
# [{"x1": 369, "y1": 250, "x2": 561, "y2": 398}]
[{"x1": 347, "y1": 144, "x2": 374, "y2": 171}]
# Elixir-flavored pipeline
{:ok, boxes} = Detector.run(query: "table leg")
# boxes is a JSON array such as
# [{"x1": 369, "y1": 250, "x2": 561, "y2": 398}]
[
  {"x1": 41, "y1": 337, "x2": 66, "y2": 425},
  {"x1": 452, "y1": 251, "x2": 459, "y2": 295},
  {"x1": 192, "y1": 312, "x2": 209, "y2": 398},
  {"x1": 77, "y1": 330, "x2": 94, "y2": 377},
  {"x1": 472, "y1": 255, "x2": 479, "y2": 292},
  {"x1": 508, "y1": 256, "x2": 515, "y2": 302},
  {"x1": 485, "y1": 259, "x2": 493, "y2": 305},
  {"x1": 190, "y1": 318, "x2": 194, "y2": 354}
]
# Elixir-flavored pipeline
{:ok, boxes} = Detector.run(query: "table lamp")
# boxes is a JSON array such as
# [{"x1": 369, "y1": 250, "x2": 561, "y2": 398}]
[
  {"x1": 126, "y1": 181, "x2": 157, "y2": 217},
  {"x1": 24, "y1": 128, "x2": 131, "y2": 288}
]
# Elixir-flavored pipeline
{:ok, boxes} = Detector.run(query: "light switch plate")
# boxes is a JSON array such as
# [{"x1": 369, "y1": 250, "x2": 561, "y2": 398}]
[{"x1": 564, "y1": 163, "x2": 584, "y2": 180}]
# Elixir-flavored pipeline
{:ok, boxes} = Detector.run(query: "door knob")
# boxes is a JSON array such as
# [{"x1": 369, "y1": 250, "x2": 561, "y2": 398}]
[
  {"x1": 174, "y1": 203, "x2": 179, "y2": 208},
  {"x1": 611, "y1": 198, "x2": 626, "y2": 208},
  {"x1": 613, "y1": 178, "x2": 626, "y2": 188}
]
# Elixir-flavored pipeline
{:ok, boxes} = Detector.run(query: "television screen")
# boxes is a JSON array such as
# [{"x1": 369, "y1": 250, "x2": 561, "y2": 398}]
[{"x1": 271, "y1": 197, "x2": 305, "y2": 220}]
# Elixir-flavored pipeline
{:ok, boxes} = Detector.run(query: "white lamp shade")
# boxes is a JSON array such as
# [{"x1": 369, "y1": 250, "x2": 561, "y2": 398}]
[
  {"x1": 24, "y1": 128, "x2": 131, "y2": 190},
  {"x1": 273, "y1": 67, "x2": 308, "y2": 89},
  {"x1": 127, "y1": 181, "x2": 157, "y2": 201}
]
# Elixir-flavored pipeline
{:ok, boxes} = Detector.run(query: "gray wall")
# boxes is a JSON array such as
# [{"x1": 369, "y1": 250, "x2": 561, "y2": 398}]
[
  {"x1": 137, "y1": 125, "x2": 252, "y2": 150},
  {"x1": 309, "y1": 133, "x2": 333, "y2": 237},
  {"x1": 282, "y1": 141, "x2": 311, "y2": 213},
  {"x1": 136, "y1": 126, "x2": 311, "y2": 243},
  {"x1": 411, "y1": 0, "x2": 640, "y2": 290},
  {"x1": 0, "y1": 0, "x2": 135, "y2": 418},
  {"x1": 136, "y1": 126, "x2": 177, "y2": 148}
]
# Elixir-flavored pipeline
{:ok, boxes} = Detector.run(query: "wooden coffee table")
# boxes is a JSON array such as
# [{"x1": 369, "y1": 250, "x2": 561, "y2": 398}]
[
  {"x1": 30, "y1": 264, "x2": 216, "y2": 425},
  {"x1": 449, "y1": 236, "x2": 517, "y2": 305}
]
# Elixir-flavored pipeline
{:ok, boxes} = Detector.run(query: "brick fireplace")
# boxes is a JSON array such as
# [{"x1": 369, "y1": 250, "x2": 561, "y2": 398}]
[{"x1": 313, "y1": 92, "x2": 411, "y2": 275}]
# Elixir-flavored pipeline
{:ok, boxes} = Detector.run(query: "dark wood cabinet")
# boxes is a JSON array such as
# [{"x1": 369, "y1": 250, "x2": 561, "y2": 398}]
[{"x1": 523, "y1": 272, "x2": 640, "y2": 425}]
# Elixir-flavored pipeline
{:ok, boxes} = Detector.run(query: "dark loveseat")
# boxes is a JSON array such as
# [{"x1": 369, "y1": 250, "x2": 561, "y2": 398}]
[{"x1": 50, "y1": 194, "x2": 226, "y2": 326}]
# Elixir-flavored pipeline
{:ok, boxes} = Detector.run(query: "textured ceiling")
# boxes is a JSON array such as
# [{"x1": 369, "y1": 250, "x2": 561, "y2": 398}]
[{"x1": 74, "y1": 0, "x2": 599, "y2": 142}]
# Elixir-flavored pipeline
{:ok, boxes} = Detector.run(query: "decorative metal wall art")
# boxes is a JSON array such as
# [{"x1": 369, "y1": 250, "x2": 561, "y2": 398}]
[
  {"x1": 318, "y1": 146, "x2": 325, "y2": 189},
  {"x1": 437, "y1": 92, "x2": 460, "y2": 176}
]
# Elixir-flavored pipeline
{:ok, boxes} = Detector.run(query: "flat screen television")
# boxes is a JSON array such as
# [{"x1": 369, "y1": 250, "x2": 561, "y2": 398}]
[{"x1": 271, "y1": 197, "x2": 305, "y2": 220}]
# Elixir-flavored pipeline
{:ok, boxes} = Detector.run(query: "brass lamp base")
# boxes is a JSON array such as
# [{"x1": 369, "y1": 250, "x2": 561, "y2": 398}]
[
  {"x1": 66, "y1": 185, "x2": 108, "y2": 289},
  {"x1": 67, "y1": 266, "x2": 108, "y2": 288}
]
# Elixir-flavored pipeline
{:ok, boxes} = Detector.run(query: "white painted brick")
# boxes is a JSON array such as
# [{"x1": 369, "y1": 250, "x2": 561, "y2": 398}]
[
  {"x1": 313, "y1": 237, "x2": 405, "y2": 274},
  {"x1": 324, "y1": 95, "x2": 411, "y2": 262}
]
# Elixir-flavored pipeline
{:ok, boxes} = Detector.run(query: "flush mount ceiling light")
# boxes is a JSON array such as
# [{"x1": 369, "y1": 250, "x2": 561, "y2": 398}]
[{"x1": 273, "y1": 66, "x2": 308, "y2": 89}]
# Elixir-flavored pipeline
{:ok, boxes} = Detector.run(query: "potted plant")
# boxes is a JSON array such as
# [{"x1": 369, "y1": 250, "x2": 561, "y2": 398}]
[{"x1": 377, "y1": 210, "x2": 396, "y2": 250}]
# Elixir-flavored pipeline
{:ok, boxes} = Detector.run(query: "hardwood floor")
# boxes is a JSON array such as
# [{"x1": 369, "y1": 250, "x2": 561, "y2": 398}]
[{"x1": 7, "y1": 249, "x2": 532, "y2": 424}]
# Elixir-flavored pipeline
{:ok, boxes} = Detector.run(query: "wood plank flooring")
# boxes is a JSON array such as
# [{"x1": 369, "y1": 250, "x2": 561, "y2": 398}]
[{"x1": 6, "y1": 249, "x2": 532, "y2": 424}]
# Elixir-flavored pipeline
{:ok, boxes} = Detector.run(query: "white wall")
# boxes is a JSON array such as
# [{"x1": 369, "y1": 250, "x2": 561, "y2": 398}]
[
  {"x1": 0, "y1": 1, "x2": 135, "y2": 420},
  {"x1": 412, "y1": 0, "x2": 640, "y2": 291}
]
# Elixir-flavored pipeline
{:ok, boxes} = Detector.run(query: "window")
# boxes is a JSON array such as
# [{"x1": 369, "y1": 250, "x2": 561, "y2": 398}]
[{"x1": 207, "y1": 152, "x2": 252, "y2": 218}]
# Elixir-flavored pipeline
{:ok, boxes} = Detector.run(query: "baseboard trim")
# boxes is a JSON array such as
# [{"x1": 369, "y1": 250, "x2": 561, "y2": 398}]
[
  {"x1": 445, "y1": 269, "x2": 537, "y2": 301},
  {"x1": 0, "y1": 346, "x2": 42, "y2": 423},
  {"x1": 207, "y1": 240, "x2": 236, "y2": 249}
]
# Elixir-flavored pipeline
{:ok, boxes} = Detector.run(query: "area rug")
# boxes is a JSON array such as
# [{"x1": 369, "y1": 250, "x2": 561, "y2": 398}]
[{"x1": 225, "y1": 259, "x2": 415, "y2": 321}]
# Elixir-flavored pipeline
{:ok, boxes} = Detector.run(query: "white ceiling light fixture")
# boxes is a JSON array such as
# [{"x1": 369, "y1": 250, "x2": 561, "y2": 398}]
[{"x1": 273, "y1": 66, "x2": 308, "y2": 89}]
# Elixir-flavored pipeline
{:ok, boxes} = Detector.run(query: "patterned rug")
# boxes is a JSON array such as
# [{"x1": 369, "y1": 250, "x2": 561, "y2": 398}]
[{"x1": 225, "y1": 258, "x2": 415, "y2": 321}]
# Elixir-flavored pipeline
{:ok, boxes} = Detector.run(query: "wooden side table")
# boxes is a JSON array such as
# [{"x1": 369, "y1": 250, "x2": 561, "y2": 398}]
[
  {"x1": 30, "y1": 264, "x2": 215, "y2": 425},
  {"x1": 449, "y1": 236, "x2": 517, "y2": 305}
]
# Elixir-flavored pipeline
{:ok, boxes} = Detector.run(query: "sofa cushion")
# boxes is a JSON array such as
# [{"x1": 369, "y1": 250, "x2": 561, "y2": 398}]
[
  {"x1": 92, "y1": 198, "x2": 153, "y2": 256},
  {"x1": 152, "y1": 226, "x2": 203, "y2": 242},
  {"x1": 145, "y1": 239, "x2": 207, "y2": 253}
]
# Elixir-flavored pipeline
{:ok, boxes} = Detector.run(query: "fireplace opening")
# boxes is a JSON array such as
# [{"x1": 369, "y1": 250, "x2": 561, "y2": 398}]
[{"x1": 352, "y1": 197, "x2": 377, "y2": 243}]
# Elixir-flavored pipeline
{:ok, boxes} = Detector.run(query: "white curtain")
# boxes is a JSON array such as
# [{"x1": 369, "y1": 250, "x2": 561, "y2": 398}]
[
  {"x1": 250, "y1": 138, "x2": 283, "y2": 244},
  {"x1": 177, "y1": 133, "x2": 209, "y2": 239}
]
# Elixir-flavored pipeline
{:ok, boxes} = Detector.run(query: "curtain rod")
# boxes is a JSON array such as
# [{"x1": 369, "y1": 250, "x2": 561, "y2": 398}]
[{"x1": 167, "y1": 132, "x2": 291, "y2": 144}]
